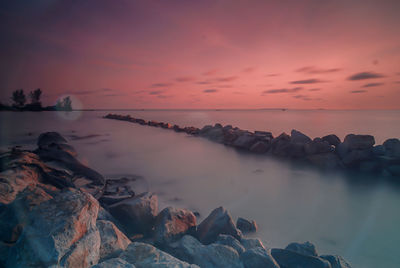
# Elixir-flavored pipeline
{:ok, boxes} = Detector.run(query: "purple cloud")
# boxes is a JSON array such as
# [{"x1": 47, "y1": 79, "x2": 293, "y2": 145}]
[
  {"x1": 203, "y1": 89, "x2": 218, "y2": 93},
  {"x1": 362, "y1": 82, "x2": 384, "y2": 88},
  {"x1": 290, "y1": 79, "x2": 325, "y2": 84},
  {"x1": 350, "y1": 90, "x2": 368, "y2": 93},
  {"x1": 262, "y1": 87, "x2": 303, "y2": 94},
  {"x1": 347, "y1": 72, "x2": 385, "y2": 80},
  {"x1": 296, "y1": 66, "x2": 341, "y2": 74},
  {"x1": 176, "y1": 76, "x2": 196, "y2": 82},
  {"x1": 151, "y1": 83, "x2": 173, "y2": 87}
]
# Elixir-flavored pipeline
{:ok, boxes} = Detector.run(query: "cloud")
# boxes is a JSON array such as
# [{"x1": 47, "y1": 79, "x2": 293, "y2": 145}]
[
  {"x1": 196, "y1": 80, "x2": 212, "y2": 85},
  {"x1": 265, "y1": 73, "x2": 280, "y2": 77},
  {"x1": 217, "y1": 84, "x2": 233, "y2": 88},
  {"x1": 308, "y1": 88, "x2": 321, "y2": 91},
  {"x1": 68, "y1": 88, "x2": 115, "y2": 96},
  {"x1": 216, "y1": 76, "x2": 238, "y2": 82},
  {"x1": 350, "y1": 90, "x2": 368, "y2": 93},
  {"x1": 296, "y1": 66, "x2": 341, "y2": 74},
  {"x1": 293, "y1": 94, "x2": 313, "y2": 101},
  {"x1": 242, "y1": 67, "x2": 256, "y2": 73},
  {"x1": 362, "y1": 82, "x2": 384, "y2": 88},
  {"x1": 347, "y1": 72, "x2": 385, "y2": 80},
  {"x1": 203, "y1": 89, "x2": 218, "y2": 93},
  {"x1": 262, "y1": 87, "x2": 303, "y2": 94},
  {"x1": 151, "y1": 83, "x2": 173, "y2": 87},
  {"x1": 149, "y1": 90, "x2": 164, "y2": 95},
  {"x1": 395, "y1": 81, "x2": 400, "y2": 84},
  {"x1": 290, "y1": 79, "x2": 325, "y2": 84},
  {"x1": 203, "y1": 69, "x2": 218, "y2": 76},
  {"x1": 176, "y1": 76, "x2": 196, "y2": 82}
]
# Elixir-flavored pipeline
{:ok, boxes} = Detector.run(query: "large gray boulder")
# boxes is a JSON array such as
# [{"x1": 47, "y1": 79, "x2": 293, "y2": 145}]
[
  {"x1": 271, "y1": 248, "x2": 331, "y2": 268},
  {"x1": 291, "y1": 129, "x2": 312, "y2": 144},
  {"x1": 240, "y1": 238, "x2": 266, "y2": 250},
  {"x1": 240, "y1": 247, "x2": 280, "y2": 268},
  {"x1": 37, "y1": 131, "x2": 68, "y2": 148},
  {"x1": 215, "y1": 234, "x2": 245, "y2": 255},
  {"x1": 383, "y1": 138, "x2": 400, "y2": 158},
  {"x1": 250, "y1": 141, "x2": 270, "y2": 154},
  {"x1": 285, "y1": 241, "x2": 318, "y2": 257},
  {"x1": 119, "y1": 242, "x2": 198, "y2": 268},
  {"x1": 233, "y1": 133, "x2": 257, "y2": 149},
  {"x1": 7, "y1": 188, "x2": 101, "y2": 267},
  {"x1": 343, "y1": 134, "x2": 375, "y2": 150},
  {"x1": 236, "y1": 217, "x2": 258, "y2": 233},
  {"x1": 168, "y1": 235, "x2": 243, "y2": 268},
  {"x1": 154, "y1": 207, "x2": 197, "y2": 245},
  {"x1": 97, "y1": 220, "x2": 131, "y2": 261},
  {"x1": 322, "y1": 134, "x2": 341, "y2": 147},
  {"x1": 108, "y1": 192, "x2": 158, "y2": 236},
  {"x1": 196, "y1": 206, "x2": 242, "y2": 244},
  {"x1": 320, "y1": 255, "x2": 352, "y2": 268},
  {"x1": 304, "y1": 139, "x2": 332, "y2": 155}
]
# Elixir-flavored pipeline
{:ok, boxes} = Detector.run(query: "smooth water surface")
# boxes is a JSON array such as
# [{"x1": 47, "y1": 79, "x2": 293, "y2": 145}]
[{"x1": 1, "y1": 110, "x2": 400, "y2": 268}]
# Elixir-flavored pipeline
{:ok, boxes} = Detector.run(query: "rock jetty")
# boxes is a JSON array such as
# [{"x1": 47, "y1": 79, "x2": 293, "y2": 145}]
[
  {"x1": 0, "y1": 131, "x2": 353, "y2": 267},
  {"x1": 104, "y1": 113, "x2": 400, "y2": 177}
]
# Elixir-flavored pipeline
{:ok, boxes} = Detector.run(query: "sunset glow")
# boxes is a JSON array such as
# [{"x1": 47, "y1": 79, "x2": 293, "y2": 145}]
[{"x1": 1, "y1": 0, "x2": 400, "y2": 109}]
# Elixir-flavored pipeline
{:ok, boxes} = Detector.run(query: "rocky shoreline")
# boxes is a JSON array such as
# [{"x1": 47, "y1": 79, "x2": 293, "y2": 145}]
[
  {"x1": 0, "y1": 132, "x2": 352, "y2": 267},
  {"x1": 104, "y1": 113, "x2": 400, "y2": 178}
]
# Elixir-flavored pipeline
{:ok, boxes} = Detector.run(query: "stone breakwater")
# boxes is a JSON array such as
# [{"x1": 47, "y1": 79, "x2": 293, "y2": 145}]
[
  {"x1": 104, "y1": 113, "x2": 400, "y2": 178},
  {"x1": 0, "y1": 132, "x2": 352, "y2": 267}
]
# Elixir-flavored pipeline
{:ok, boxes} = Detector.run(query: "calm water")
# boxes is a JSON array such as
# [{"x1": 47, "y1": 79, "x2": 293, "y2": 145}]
[{"x1": 1, "y1": 110, "x2": 400, "y2": 268}]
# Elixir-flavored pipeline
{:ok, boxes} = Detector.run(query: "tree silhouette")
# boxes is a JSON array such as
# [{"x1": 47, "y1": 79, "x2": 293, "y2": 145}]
[
  {"x1": 11, "y1": 89, "x2": 26, "y2": 107},
  {"x1": 56, "y1": 96, "x2": 73, "y2": 111},
  {"x1": 29, "y1": 88, "x2": 42, "y2": 106}
]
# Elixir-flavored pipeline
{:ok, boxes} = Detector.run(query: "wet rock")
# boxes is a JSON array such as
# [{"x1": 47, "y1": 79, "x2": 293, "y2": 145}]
[
  {"x1": 320, "y1": 255, "x2": 352, "y2": 268},
  {"x1": 108, "y1": 192, "x2": 158, "y2": 236},
  {"x1": 215, "y1": 234, "x2": 245, "y2": 255},
  {"x1": 37, "y1": 131, "x2": 68, "y2": 148},
  {"x1": 154, "y1": 207, "x2": 197, "y2": 245},
  {"x1": 341, "y1": 149, "x2": 373, "y2": 167},
  {"x1": 97, "y1": 220, "x2": 131, "y2": 261},
  {"x1": 270, "y1": 133, "x2": 292, "y2": 157},
  {"x1": 168, "y1": 235, "x2": 242, "y2": 268},
  {"x1": 236, "y1": 217, "x2": 258, "y2": 233},
  {"x1": 250, "y1": 141, "x2": 270, "y2": 154},
  {"x1": 197, "y1": 206, "x2": 242, "y2": 244},
  {"x1": 322, "y1": 134, "x2": 341, "y2": 147},
  {"x1": 285, "y1": 241, "x2": 318, "y2": 257},
  {"x1": 233, "y1": 133, "x2": 257, "y2": 149},
  {"x1": 7, "y1": 188, "x2": 101, "y2": 267},
  {"x1": 99, "y1": 176, "x2": 142, "y2": 206},
  {"x1": 304, "y1": 139, "x2": 332, "y2": 155},
  {"x1": 291, "y1": 129, "x2": 312, "y2": 144},
  {"x1": 383, "y1": 138, "x2": 400, "y2": 158},
  {"x1": 204, "y1": 128, "x2": 225, "y2": 143},
  {"x1": 343, "y1": 134, "x2": 375, "y2": 150},
  {"x1": 372, "y1": 145, "x2": 386, "y2": 156},
  {"x1": 240, "y1": 238, "x2": 265, "y2": 250},
  {"x1": 254, "y1": 131, "x2": 273, "y2": 140},
  {"x1": 240, "y1": 247, "x2": 280, "y2": 268},
  {"x1": 199, "y1": 125, "x2": 213, "y2": 135},
  {"x1": 92, "y1": 258, "x2": 135, "y2": 268},
  {"x1": 271, "y1": 248, "x2": 331, "y2": 268},
  {"x1": 223, "y1": 129, "x2": 240, "y2": 145},
  {"x1": 119, "y1": 242, "x2": 198, "y2": 268},
  {"x1": 386, "y1": 165, "x2": 400, "y2": 176}
]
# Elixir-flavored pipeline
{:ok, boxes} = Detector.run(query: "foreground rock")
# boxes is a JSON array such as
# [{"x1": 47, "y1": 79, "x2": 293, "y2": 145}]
[
  {"x1": 240, "y1": 247, "x2": 280, "y2": 268},
  {"x1": 236, "y1": 217, "x2": 258, "y2": 233},
  {"x1": 97, "y1": 220, "x2": 131, "y2": 261},
  {"x1": 196, "y1": 206, "x2": 242, "y2": 244},
  {"x1": 285, "y1": 241, "x2": 318, "y2": 257},
  {"x1": 271, "y1": 248, "x2": 331, "y2": 268}
]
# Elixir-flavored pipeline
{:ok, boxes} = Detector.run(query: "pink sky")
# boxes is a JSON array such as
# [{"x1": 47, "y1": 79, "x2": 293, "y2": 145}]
[{"x1": 1, "y1": 0, "x2": 400, "y2": 109}]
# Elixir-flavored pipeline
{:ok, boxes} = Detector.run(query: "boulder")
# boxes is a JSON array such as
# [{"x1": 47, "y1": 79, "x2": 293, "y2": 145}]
[
  {"x1": 386, "y1": 165, "x2": 400, "y2": 176},
  {"x1": 320, "y1": 255, "x2": 352, "y2": 268},
  {"x1": 167, "y1": 235, "x2": 242, "y2": 268},
  {"x1": 108, "y1": 192, "x2": 158, "y2": 236},
  {"x1": 97, "y1": 220, "x2": 131, "y2": 261},
  {"x1": 343, "y1": 134, "x2": 375, "y2": 150},
  {"x1": 236, "y1": 217, "x2": 258, "y2": 233},
  {"x1": 233, "y1": 134, "x2": 257, "y2": 150},
  {"x1": 285, "y1": 241, "x2": 318, "y2": 257},
  {"x1": 7, "y1": 188, "x2": 101, "y2": 267},
  {"x1": 270, "y1": 133, "x2": 291, "y2": 157},
  {"x1": 99, "y1": 176, "x2": 147, "y2": 206},
  {"x1": 37, "y1": 131, "x2": 68, "y2": 148},
  {"x1": 92, "y1": 258, "x2": 135, "y2": 268},
  {"x1": 322, "y1": 134, "x2": 341, "y2": 147},
  {"x1": 383, "y1": 138, "x2": 400, "y2": 158},
  {"x1": 199, "y1": 125, "x2": 213, "y2": 135},
  {"x1": 204, "y1": 128, "x2": 225, "y2": 143},
  {"x1": 250, "y1": 141, "x2": 270, "y2": 154},
  {"x1": 223, "y1": 129, "x2": 240, "y2": 144},
  {"x1": 197, "y1": 206, "x2": 242, "y2": 244},
  {"x1": 291, "y1": 129, "x2": 312, "y2": 144},
  {"x1": 254, "y1": 131, "x2": 273, "y2": 140},
  {"x1": 304, "y1": 139, "x2": 332, "y2": 155},
  {"x1": 240, "y1": 238, "x2": 265, "y2": 250},
  {"x1": 215, "y1": 234, "x2": 245, "y2": 255},
  {"x1": 240, "y1": 247, "x2": 280, "y2": 268},
  {"x1": 271, "y1": 248, "x2": 331, "y2": 268},
  {"x1": 372, "y1": 145, "x2": 386, "y2": 156},
  {"x1": 119, "y1": 242, "x2": 198, "y2": 268},
  {"x1": 153, "y1": 207, "x2": 197, "y2": 245},
  {"x1": 341, "y1": 149, "x2": 373, "y2": 167}
]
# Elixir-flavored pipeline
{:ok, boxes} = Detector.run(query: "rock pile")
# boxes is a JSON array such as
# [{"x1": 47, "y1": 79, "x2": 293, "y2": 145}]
[{"x1": 0, "y1": 132, "x2": 353, "y2": 267}]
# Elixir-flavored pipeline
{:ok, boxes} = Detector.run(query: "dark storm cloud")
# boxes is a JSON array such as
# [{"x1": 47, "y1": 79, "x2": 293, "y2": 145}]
[
  {"x1": 203, "y1": 89, "x2": 218, "y2": 93},
  {"x1": 362, "y1": 82, "x2": 384, "y2": 88},
  {"x1": 296, "y1": 66, "x2": 341, "y2": 74},
  {"x1": 151, "y1": 83, "x2": 173, "y2": 87},
  {"x1": 350, "y1": 90, "x2": 368, "y2": 93},
  {"x1": 290, "y1": 79, "x2": 325, "y2": 84},
  {"x1": 262, "y1": 87, "x2": 303, "y2": 94},
  {"x1": 347, "y1": 72, "x2": 385, "y2": 80},
  {"x1": 176, "y1": 76, "x2": 196, "y2": 82}
]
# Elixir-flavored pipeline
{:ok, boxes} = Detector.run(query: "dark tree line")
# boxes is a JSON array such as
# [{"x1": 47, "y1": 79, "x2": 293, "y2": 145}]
[{"x1": 0, "y1": 89, "x2": 72, "y2": 111}]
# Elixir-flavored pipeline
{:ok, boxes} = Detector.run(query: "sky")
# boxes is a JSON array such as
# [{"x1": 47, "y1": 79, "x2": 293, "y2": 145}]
[{"x1": 0, "y1": 0, "x2": 400, "y2": 110}]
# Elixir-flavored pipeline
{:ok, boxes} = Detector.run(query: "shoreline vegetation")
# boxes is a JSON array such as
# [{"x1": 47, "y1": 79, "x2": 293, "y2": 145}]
[
  {"x1": 0, "y1": 132, "x2": 352, "y2": 267},
  {"x1": 104, "y1": 113, "x2": 400, "y2": 178}
]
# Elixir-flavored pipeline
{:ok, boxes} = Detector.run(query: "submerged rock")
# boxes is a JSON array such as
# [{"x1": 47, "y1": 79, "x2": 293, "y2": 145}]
[
  {"x1": 119, "y1": 242, "x2": 198, "y2": 268},
  {"x1": 196, "y1": 206, "x2": 242, "y2": 244},
  {"x1": 271, "y1": 248, "x2": 331, "y2": 268},
  {"x1": 285, "y1": 241, "x2": 318, "y2": 257},
  {"x1": 108, "y1": 192, "x2": 158, "y2": 236},
  {"x1": 153, "y1": 207, "x2": 197, "y2": 245},
  {"x1": 236, "y1": 217, "x2": 258, "y2": 233},
  {"x1": 240, "y1": 247, "x2": 280, "y2": 268},
  {"x1": 320, "y1": 255, "x2": 352, "y2": 268}
]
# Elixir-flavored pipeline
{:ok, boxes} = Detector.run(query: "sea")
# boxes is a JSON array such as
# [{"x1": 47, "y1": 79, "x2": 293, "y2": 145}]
[{"x1": 1, "y1": 109, "x2": 400, "y2": 268}]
